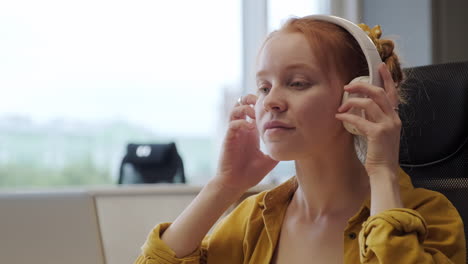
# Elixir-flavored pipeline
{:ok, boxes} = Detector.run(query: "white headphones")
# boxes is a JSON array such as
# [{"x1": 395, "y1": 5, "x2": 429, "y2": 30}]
[{"x1": 303, "y1": 15, "x2": 384, "y2": 135}]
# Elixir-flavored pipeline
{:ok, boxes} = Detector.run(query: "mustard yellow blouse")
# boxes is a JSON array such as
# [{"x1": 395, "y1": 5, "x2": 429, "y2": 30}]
[{"x1": 134, "y1": 167, "x2": 466, "y2": 263}]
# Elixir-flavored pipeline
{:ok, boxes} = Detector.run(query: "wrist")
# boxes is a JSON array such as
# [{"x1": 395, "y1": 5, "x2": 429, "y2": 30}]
[
  {"x1": 369, "y1": 169, "x2": 403, "y2": 216},
  {"x1": 206, "y1": 178, "x2": 246, "y2": 201},
  {"x1": 367, "y1": 167, "x2": 399, "y2": 183}
]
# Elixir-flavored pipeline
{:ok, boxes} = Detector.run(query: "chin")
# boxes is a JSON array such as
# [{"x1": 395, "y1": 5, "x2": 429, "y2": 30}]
[{"x1": 264, "y1": 144, "x2": 298, "y2": 161}]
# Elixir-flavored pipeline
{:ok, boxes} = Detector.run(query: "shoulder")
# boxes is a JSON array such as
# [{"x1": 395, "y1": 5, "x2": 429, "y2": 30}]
[
  {"x1": 404, "y1": 186, "x2": 461, "y2": 220},
  {"x1": 398, "y1": 167, "x2": 462, "y2": 224},
  {"x1": 404, "y1": 187, "x2": 466, "y2": 260},
  {"x1": 403, "y1": 186, "x2": 465, "y2": 246}
]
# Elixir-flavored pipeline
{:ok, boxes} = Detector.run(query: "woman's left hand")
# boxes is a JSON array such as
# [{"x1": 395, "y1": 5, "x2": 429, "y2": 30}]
[
  {"x1": 335, "y1": 63, "x2": 401, "y2": 178},
  {"x1": 335, "y1": 63, "x2": 404, "y2": 215}
]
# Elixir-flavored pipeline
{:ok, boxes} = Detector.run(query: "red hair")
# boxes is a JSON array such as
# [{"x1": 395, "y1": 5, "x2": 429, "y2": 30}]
[{"x1": 260, "y1": 17, "x2": 405, "y2": 102}]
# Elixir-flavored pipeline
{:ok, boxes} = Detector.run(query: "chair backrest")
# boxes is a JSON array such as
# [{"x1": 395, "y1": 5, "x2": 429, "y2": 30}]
[
  {"x1": 119, "y1": 142, "x2": 186, "y2": 184},
  {"x1": 398, "y1": 61, "x2": 468, "y2": 260}
]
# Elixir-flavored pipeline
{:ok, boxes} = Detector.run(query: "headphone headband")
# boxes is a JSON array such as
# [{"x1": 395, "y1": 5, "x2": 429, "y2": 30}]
[{"x1": 303, "y1": 15, "x2": 383, "y2": 88}]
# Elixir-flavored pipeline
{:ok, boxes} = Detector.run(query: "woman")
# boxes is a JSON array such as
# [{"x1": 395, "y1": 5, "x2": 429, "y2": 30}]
[{"x1": 134, "y1": 15, "x2": 465, "y2": 263}]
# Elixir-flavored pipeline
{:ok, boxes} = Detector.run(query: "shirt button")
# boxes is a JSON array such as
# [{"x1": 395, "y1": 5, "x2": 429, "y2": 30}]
[{"x1": 348, "y1": 232, "x2": 357, "y2": 240}]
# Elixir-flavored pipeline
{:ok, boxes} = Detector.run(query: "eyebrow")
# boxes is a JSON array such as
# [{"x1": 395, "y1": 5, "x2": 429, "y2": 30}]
[{"x1": 256, "y1": 63, "x2": 319, "y2": 79}]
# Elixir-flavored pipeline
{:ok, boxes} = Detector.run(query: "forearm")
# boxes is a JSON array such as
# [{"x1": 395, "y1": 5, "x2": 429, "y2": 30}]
[
  {"x1": 161, "y1": 179, "x2": 245, "y2": 258},
  {"x1": 368, "y1": 169, "x2": 403, "y2": 216}
]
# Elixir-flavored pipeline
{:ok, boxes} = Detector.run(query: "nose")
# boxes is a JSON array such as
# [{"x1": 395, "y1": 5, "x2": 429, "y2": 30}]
[{"x1": 263, "y1": 86, "x2": 287, "y2": 113}]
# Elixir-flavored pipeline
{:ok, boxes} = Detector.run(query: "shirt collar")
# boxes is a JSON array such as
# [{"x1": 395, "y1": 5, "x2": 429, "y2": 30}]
[
  {"x1": 259, "y1": 175, "x2": 297, "y2": 211},
  {"x1": 259, "y1": 166, "x2": 415, "y2": 214}
]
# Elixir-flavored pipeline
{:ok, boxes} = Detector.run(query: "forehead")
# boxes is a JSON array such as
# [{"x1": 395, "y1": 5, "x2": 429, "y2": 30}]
[{"x1": 256, "y1": 32, "x2": 319, "y2": 74}]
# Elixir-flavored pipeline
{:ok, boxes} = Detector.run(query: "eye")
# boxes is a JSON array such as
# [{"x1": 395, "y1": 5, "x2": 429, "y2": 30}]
[
  {"x1": 289, "y1": 81, "x2": 310, "y2": 89},
  {"x1": 257, "y1": 86, "x2": 270, "y2": 94}
]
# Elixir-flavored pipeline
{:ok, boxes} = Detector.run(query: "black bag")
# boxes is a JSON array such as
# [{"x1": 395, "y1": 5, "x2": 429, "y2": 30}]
[{"x1": 118, "y1": 142, "x2": 186, "y2": 184}]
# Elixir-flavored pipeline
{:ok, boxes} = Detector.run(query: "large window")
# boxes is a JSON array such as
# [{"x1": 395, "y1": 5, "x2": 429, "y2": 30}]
[
  {"x1": 0, "y1": 0, "x2": 329, "y2": 187},
  {"x1": 0, "y1": 0, "x2": 241, "y2": 186},
  {"x1": 268, "y1": 0, "x2": 329, "y2": 31}
]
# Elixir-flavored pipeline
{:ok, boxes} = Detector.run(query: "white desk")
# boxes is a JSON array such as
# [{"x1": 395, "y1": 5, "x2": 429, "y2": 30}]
[{"x1": 0, "y1": 183, "x2": 275, "y2": 264}]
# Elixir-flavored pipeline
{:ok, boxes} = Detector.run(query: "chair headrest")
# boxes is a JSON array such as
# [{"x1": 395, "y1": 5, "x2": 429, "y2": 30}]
[
  {"x1": 399, "y1": 61, "x2": 468, "y2": 166},
  {"x1": 124, "y1": 143, "x2": 178, "y2": 164}
]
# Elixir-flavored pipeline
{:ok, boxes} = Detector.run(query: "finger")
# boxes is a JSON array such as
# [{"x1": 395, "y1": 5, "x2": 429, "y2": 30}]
[
  {"x1": 230, "y1": 105, "x2": 256, "y2": 121},
  {"x1": 226, "y1": 119, "x2": 256, "y2": 138},
  {"x1": 335, "y1": 112, "x2": 375, "y2": 135},
  {"x1": 379, "y1": 63, "x2": 399, "y2": 107},
  {"x1": 229, "y1": 119, "x2": 256, "y2": 130},
  {"x1": 344, "y1": 82, "x2": 394, "y2": 115},
  {"x1": 224, "y1": 119, "x2": 255, "y2": 142},
  {"x1": 338, "y1": 97, "x2": 385, "y2": 122},
  {"x1": 237, "y1": 94, "x2": 257, "y2": 106}
]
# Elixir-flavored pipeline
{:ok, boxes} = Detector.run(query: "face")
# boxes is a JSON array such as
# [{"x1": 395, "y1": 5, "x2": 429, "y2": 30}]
[{"x1": 255, "y1": 32, "x2": 348, "y2": 161}]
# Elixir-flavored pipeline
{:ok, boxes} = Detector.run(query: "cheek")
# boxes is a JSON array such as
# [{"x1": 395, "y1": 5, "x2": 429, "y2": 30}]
[
  {"x1": 296, "y1": 97, "x2": 338, "y2": 129},
  {"x1": 254, "y1": 100, "x2": 263, "y2": 121},
  {"x1": 254, "y1": 100, "x2": 266, "y2": 136}
]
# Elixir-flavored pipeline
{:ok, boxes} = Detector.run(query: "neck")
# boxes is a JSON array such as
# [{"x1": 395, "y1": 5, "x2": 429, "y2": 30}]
[{"x1": 292, "y1": 138, "x2": 370, "y2": 222}]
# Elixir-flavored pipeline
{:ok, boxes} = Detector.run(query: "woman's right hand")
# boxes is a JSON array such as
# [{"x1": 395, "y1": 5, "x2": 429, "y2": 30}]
[
  {"x1": 157, "y1": 94, "x2": 278, "y2": 259},
  {"x1": 212, "y1": 94, "x2": 279, "y2": 193}
]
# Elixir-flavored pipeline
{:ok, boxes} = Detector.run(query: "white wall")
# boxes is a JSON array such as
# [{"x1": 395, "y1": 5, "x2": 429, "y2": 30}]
[{"x1": 362, "y1": 0, "x2": 432, "y2": 67}]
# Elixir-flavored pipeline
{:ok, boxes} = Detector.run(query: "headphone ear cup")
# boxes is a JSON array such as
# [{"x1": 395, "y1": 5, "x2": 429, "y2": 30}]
[{"x1": 341, "y1": 76, "x2": 370, "y2": 135}]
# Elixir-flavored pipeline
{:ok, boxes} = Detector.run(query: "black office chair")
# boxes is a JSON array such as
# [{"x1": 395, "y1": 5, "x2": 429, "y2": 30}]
[
  {"x1": 118, "y1": 142, "x2": 186, "y2": 184},
  {"x1": 398, "y1": 61, "x2": 468, "y2": 260}
]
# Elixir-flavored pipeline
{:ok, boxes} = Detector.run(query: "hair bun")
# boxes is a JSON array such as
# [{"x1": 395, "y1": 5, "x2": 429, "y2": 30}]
[
  {"x1": 379, "y1": 39, "x2": 394, "y2": 62},
  {"x1": 378, "y1": 38, "x2": 404, "y2": 102}
]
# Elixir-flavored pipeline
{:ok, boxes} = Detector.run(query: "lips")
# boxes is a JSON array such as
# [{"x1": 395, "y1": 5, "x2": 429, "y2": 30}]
[{"x1": 263, "y1": 120, "x2": 295, "y2": 131}]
